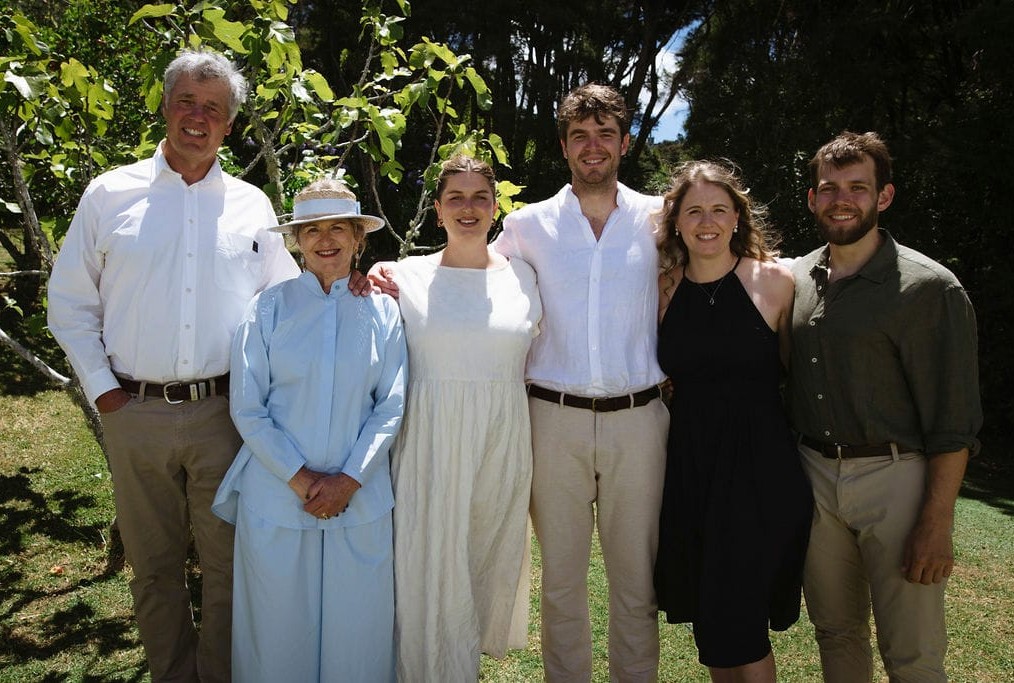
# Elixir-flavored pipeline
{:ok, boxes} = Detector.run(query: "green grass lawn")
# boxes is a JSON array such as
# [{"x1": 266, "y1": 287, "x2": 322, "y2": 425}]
[{"x1": 2, "y1": 389, "x2": 1011, "y2": 681}]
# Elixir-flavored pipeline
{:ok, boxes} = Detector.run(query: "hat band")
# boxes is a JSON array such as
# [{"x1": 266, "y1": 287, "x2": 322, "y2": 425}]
[{"x1": 292, "y1": 197, "x2": 361, "y2": 220}]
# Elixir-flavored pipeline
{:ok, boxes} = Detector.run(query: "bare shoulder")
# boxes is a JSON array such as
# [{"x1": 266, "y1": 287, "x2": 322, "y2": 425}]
[{"x1": 739, "y1": 257, "x2": 794, "y2": 302}]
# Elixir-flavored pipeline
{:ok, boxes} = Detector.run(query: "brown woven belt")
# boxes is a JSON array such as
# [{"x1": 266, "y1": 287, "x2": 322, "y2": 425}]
[
  {"x1": 800, "y1": 435, "x2": 897, "y2": 459},
  {"x1": 117, "y1": 374, "x2": 230, "y2": 405},
  {"x1": 527, "y1": 384, "x2": 662, "y2": 413}
]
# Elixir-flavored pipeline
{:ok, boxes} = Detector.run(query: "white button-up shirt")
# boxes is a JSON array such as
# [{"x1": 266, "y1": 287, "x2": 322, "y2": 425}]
[
  {"x1": 494, "y1": 183, "x2": 665, "y2": 396},
  {"x1": 48, "y1": 142, "x2": 299, "y2": 404}
]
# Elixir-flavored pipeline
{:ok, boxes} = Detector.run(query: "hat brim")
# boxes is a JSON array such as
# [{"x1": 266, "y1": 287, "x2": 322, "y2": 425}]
[{"x1": 270, "y1": 213, "x2": 385, "y2": 234}]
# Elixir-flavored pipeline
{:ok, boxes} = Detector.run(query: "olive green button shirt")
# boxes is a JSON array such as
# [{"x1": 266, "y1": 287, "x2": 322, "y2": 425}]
[{"x1": 788, "y1": 230, "x2": 982, "y2": 456}]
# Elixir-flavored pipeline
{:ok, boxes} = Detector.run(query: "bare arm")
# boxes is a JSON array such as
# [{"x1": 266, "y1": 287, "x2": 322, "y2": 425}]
[{"x1": 902, "y1": 448, "x2": 969, "y2": 584}]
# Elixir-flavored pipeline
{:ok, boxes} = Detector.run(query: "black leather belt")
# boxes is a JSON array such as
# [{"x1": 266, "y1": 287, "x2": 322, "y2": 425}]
[
  {"x1": 527, "y1": 384, "x2": 661, "y2": 413},
  {"x1": 117, "y1": 374, "x2": 230, "y2": 405},
  {"x1": 800, "y1": 435, "x2": 897, "y2": 459}
]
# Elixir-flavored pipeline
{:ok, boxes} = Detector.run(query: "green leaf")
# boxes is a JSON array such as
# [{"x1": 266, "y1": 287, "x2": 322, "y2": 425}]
[
  {"x1": 464, "y1": 67, "x2": 492, "y2": 110},
  {"x1": 487, "y1": 133, "x2": 510, "y2": 166},
  {"x1": 4, "y1": 71, "x2": 45, "y2": 100},
  {"x1": 12, "y1": 14, "x2": 45, "y2": 56},
  {"x1": 202, "y1": 9, "x2": 248, "y2": 53},
  {"x1": 129, "y1": 4, "x2": 176, "y2": 25},
  {"x1": 304, "y1": 71, "x2": 334, "y2": 102}
]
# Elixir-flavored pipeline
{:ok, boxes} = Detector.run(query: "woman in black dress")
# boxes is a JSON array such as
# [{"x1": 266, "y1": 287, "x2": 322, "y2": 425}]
[{"x1": 654, "y1": 160, "x2": 812, "y2": 682}]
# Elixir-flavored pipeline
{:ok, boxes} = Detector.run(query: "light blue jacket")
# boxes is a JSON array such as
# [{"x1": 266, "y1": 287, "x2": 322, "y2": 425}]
[{"x1": 213, "y1": 271, "x2": 407, "y2": 529}]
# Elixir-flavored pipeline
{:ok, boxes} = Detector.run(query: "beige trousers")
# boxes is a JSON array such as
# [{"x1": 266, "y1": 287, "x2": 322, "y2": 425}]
[
  {"x1": 529, "y1": 396, "x2": 669, "y2": 683},
  {"x1": 800, "y1": 445, "x2": 948, "y2": 683},
  {"x1": 101, "y1": 394, "x2": 240, "y2": 683}
]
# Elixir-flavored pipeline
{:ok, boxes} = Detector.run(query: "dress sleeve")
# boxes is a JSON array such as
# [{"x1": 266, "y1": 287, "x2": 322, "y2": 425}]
[
  {"x1": 341, "y1": 297, "x2": 408, "y2": 484},
  {"x1": 47, "y1": 183, "x2": 120, "y2": 404},
  {"x1": 229, "y1": 293, "x2": 308, "y2": 482}
]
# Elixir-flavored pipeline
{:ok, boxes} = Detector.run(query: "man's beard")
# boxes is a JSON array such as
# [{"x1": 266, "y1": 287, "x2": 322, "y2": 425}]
[{"x1": 816, "y1": 205, "x2": 879, "y2": 246}]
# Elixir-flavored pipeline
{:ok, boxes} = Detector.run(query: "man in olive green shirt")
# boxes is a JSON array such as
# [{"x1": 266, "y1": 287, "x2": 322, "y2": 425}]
[{"x1": 788, "y1": 131, "x2": 981, "y2": 682}]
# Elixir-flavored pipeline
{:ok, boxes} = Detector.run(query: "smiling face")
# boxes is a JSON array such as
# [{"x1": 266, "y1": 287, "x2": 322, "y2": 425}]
[
  {"x1": 808, "y1": 156, "x2": 895, "y2": 246},
  {"x1": 434, "y1": 170, "x2": 496, "y2": 243},
  {"x1": 161, "y1": 73, "x2": 234, "y2": 184},
  {"x1": 676, "y1": 181, "x2": 740, "y2": 259},
  {"x1": 296, "y1": 219, "x2": 361, "y2": 291},
  {"x1": 561, "y1": 114, "x2": 629, "y2": 190}
]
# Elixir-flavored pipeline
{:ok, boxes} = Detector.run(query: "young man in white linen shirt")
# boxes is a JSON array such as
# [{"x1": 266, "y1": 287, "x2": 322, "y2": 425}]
[
  {"x1": 47, "y1": 49, "x2": 298, "y2": 683},
  {"x1": 494, "y1": 84, "x2": 669, "y2": 683}
]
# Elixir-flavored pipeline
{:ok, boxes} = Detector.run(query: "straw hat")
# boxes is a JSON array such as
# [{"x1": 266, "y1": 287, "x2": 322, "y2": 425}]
[{"x1": 271, "y1": 182, "x2": 384, "y2": 234}]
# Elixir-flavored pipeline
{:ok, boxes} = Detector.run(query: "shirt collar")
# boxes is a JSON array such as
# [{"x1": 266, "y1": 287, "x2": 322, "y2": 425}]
[
  {"x1": 296, "y1": 270, "x2": 352, "y2": 299},
  {"x1": 150, "y1": 140, "x2": 225, "y2": 187},
  {"x1": 561, "y1": 181, "x2": 631, "y2": 209},
  {"x1": 809, "y1": 229, "x2": 898, "y2": 285}
]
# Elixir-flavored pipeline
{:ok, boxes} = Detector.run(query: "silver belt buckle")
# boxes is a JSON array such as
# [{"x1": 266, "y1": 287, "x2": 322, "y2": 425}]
[
  {"x1": 162, "y1": 381, "x2": 184, "y2": 405},
  {"x1": 835, "y1": 444, "x2": 843, "y2": 460}
]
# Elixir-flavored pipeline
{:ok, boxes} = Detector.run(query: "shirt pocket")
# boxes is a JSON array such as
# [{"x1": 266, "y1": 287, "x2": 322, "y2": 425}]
[{"x1": 214, "y1": 231, "x2": 262, "y2": 294}]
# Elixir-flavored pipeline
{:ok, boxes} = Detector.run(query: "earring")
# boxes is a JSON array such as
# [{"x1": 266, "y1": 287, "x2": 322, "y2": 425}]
[{"x1": 733, "y1": 226, "x2": 739, "y2": 233}]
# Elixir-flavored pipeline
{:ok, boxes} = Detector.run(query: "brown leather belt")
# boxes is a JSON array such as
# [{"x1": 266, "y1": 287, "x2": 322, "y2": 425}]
[
  {"x1": 800, "y1": 435, "x2": 897, "y2": 459},
  {"x1": 527, "y1": 384, "x2": 661, "y2": 413},
  {"x1": 117, "y1": 374, "x2": 230, "y2": 405}
]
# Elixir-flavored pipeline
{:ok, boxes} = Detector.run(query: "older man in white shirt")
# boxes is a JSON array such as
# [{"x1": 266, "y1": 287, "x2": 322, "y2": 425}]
[
  {"x1": 494, "y1": 84, "x2": 669, "y2": 683},
  {"x1": 47, "y1": 50, "x2": 298, "y2": 683}
]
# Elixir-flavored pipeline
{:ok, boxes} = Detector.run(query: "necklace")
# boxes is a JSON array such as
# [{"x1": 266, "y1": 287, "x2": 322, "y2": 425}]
[{"x1": 687, "y1": 256, "x2": 741, "y2": 306}]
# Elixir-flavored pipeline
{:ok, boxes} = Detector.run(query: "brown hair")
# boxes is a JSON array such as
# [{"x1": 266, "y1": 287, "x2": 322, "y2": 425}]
[
  {"x1": 556, "y1": 83, "x2": 630, "y2": 140},
  {"x1": 809, "y1": 131, "x2": 893, "y2": 190},
  {"x1": 435, "y1": 155, "x2": 497, "y2": 199},
  {"x1": 658, "y1": 160, "x2": 778, "y2": 278}
]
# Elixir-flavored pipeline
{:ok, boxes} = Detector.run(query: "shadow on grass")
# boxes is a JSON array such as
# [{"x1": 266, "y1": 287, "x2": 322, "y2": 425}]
[
  {"x1": 960, "y1": 423, "x2": 1014, "y2": 517},
  {"x1": 0, "y1": 468, "x2": 147, "y2": 680},
  {"x1": 961, "y1": 452, "x2": 1014, "y2": 518}
]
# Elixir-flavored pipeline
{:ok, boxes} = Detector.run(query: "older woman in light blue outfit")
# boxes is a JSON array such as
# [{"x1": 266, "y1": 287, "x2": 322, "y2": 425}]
[{"x1": 213, "y1": 179, "x2": 406, "y2": 682}]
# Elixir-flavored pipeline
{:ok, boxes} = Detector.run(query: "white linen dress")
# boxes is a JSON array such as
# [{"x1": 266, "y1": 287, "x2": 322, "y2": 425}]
[
  {"x1": 392, "y1": 253, "x2": 542, "y2": 681},
  {"x1": 213, "y1": 271, "x2": 407, "y2": 683}
]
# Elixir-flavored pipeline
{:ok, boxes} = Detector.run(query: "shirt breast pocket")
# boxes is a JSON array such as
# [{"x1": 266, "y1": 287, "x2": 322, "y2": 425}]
[{"x1": 214, "y1": 231, "x2": 262, "y2": 294}]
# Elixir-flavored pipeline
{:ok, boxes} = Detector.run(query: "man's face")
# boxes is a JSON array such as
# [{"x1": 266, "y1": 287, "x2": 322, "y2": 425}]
[
  {"x1": 561, "y1": 115, "x2": 629, "y2": 188},
  {"x1": 161, "y1": 73, "x2": 234, "y2": 180},
  {"x1": 807, "y1": 156, "x2": 894, "y2": 246}
]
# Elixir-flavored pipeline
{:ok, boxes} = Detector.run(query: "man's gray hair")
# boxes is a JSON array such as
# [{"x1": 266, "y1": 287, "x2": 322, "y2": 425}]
[{"x1": 162, "y1": 49, "x2": 248, "y2": 122}]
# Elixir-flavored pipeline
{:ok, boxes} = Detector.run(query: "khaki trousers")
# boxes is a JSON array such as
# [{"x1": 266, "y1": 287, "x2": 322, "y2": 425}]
[
  {"x1": 800, "y1": 445, "x2": 948, "y2": 683},
  {"x1": 529, "y1": 396, "x2": 669, "y2": 683},
  {"x1": 101, "y1": 394, "x2": 240, "y2": 683}
]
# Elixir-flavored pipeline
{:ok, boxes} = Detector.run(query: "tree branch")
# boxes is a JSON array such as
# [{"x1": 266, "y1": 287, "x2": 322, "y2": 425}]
[{"x1": 0, "y1": 325, "x2": 70, "y2": 385}]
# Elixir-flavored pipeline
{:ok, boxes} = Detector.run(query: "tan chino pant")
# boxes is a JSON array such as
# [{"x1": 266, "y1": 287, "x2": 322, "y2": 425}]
[
  {"x1": 529, "y1": 396, "x2": 669, "y2": 683},
  {"x1": 101, "y1": 394, "x2": 240, "y2": 683},
  {"x1": 800, "y1": 445, "x2": 948, "y2": 683}
]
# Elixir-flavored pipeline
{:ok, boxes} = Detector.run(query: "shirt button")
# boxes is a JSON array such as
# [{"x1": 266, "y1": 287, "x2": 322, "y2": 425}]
[
  {"x1": 824, "y1": 430, "x2": 831, "y2": 437},
  {"x1": 809, "y1": 320, "x2": 816, "y2": 326},
  {"x1": 811, "y1": 357, "x2": 818, "y2": 363},
  {"x1": 817, "y1": 394, "x2": 824, "y2": 400},
  {"x1": 186, "y1": 288, "x2": 192, "y2": 293},
  {"x1": 185, "y1": 324, "x2": 191, "y2": 330},
  {"x1": 182, "y1": 359, "x2": 189, "y2": 365}
]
